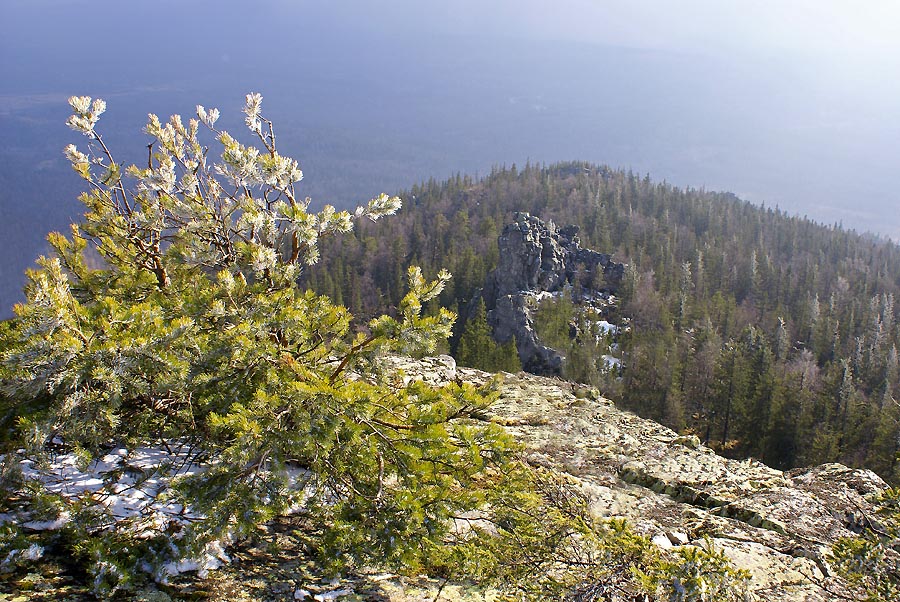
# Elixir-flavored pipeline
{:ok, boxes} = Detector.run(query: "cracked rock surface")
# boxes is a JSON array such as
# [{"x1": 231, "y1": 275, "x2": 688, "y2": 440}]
[{"x1": 391, "y1": 355, "x2": 887, "y2": 601}]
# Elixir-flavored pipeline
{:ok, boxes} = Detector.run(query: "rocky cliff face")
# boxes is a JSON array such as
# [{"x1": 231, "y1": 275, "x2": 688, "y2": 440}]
[
  {"x1": 381, "y1": 355, "x2": 888, "y2": 601},
  {"x1": 478, "y1": 213, "x2": 625, "y2": 375}
]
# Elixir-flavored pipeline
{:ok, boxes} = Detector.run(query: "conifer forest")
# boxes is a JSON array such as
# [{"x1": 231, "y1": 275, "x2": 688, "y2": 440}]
[{"x1": 306, "y1": 162, "x2": 900, "y2": 484}]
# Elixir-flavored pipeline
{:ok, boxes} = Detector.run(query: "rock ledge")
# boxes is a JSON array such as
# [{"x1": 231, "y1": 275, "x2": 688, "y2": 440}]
[{"x1": 392, "y1": 355, "x2": 888, "y2": 601}]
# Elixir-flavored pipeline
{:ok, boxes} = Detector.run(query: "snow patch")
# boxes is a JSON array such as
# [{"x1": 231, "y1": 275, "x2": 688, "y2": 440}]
[
  {"x1": 159, "y1": 540, "x2": 230, "y2": 580},
  {"x1": 12, "y1": 444, "x2": 207, "y2": 532},
  {"x1": 1, "y1": 543, "x2": 44, "y2": 572},
  {"x1": 314, "y1": 589, "x2": 354, "y2": 601},
  {"x1": 22, "y1": 513, "x2": 71, "y2": 531},
  {"x1": 6, "y1": 443, "x2": 316, "y2": 579},
  {"x1": 596, "y1": 320, "x2": 618, "y2": 335},
  {"x1": 531, "y1": 290, "x2": 564, "y2": 302},
  {"x1": 5, "y1": 443, "x2": 221, "y2": 577}
]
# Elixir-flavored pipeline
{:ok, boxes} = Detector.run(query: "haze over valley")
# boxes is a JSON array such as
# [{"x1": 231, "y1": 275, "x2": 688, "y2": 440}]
[{"x1": 2, "y1": 0, "x2": 900, "y2": 312}]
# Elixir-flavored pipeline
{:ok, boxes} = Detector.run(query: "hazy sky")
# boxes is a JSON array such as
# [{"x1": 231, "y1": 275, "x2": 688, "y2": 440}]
[
  {"x1": 8, "y1": 1, "x2": 900, "y2": 62},
  {"x1": 6, "y1": 0, "x2": 899, "y2": 99},
  {"x1": 299, "y1": 1, "x2": 900, "y2": 62},
  {"x1": 2, "y1": 0, "x2": 900, "y2": 235},
  {"x1": 324, "y1": 0, "x2": 900, "y2": 52}
]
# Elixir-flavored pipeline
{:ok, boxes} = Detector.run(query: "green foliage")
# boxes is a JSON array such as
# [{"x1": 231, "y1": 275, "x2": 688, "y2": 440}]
[
  {"x1": 424, "y1": 467, "x2": 750, "y2": 601},
  {"x1": 455, "y1": 299, "x2": 521, "y2": 373},
  {"x1": 0, "y1": 523, "x2": 41, "y2": 575},
  {"x1": 532, "y1": 292, "x2": 577, "y2": 351},
  {"x1": 830, "y1": 487, "x2": 900, "y2": 601},
  {"x1": 532, "y1": 291, "x2": 620, "y2": 389},
  {"x1": 661, "y1": 539, "x2": 751, "y2": 602},
  {"x1": 0, "y1": 94, "x2": 520, "y2": 595}
]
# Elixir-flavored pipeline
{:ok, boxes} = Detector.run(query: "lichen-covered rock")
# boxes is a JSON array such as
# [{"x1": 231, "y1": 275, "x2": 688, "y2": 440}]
[{"x1": 391, "y1": 355, "x2": 885, "y2": 601}]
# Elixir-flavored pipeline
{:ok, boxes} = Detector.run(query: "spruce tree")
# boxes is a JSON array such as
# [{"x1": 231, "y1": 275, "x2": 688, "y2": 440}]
[{"x1": 456, "y1": 299, "x2": 521, "y2": 373}]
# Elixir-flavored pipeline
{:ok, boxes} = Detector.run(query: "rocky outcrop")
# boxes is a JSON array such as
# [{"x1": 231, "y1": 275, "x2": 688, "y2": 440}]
[
  {"x1": 482, "y1": 212, "x2": 624, "y2": 304},
  {"x1": 381, "y1": 355, "x2": 889, "y2": 601},
  {"x1": 478, "y1": 213, "x2": 625, "y2": 375}
]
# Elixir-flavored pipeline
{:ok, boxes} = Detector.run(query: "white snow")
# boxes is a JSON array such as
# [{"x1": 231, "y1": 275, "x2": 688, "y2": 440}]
[
  {"x1": 159, "y1": 539, "x2": 230, "y2": 580},
  {"x1": 1, "y1": 543, "x2": 44, "y2": 572},
  {"x1": 22, "y1": 543, "x2": 44, "y2": 561},
  {"x1": 13, "y1": 444, "x2": 206, "y2": 533},
  {"x1": 5, "y1": 443, "x2": 218, "y2": 577},
  {"x1": 6, "y1": 442, "x2": 316, "y2": 579},
  {"x1": 21, "y1": 513, "x2": 70, "y2": 531},
  {"x1": 532, "y1": 290, "x2": 564, "y2": 302},
  {"x1": 314, "y1": 589, "x2": 353, "y2": 601},
  {"x1": 602, "y1": 355, "x2": 621, "y2": 369},
  {"x1": 595, "y1": 320, "x2": 618, "y2": 335}
]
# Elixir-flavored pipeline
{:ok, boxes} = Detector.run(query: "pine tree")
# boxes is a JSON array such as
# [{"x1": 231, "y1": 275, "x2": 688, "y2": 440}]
[{"x1": 0, "y1": 94, "x2": 518, "y2": 594}]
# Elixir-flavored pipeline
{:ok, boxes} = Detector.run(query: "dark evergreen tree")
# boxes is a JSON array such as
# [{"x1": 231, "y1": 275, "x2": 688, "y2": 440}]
[{"x1": 455, "y1": 299, "x2": 521, "y2": 373}]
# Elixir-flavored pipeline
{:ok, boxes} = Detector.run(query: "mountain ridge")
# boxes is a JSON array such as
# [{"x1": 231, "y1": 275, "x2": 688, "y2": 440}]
[{"x1": 306, "y1": 162, "x2": 900, "y2": 484}]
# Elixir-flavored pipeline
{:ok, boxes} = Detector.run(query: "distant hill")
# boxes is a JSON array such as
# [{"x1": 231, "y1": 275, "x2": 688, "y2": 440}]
[{"x1": 306, "y1": 162, "x2": 900, "y2": 483}]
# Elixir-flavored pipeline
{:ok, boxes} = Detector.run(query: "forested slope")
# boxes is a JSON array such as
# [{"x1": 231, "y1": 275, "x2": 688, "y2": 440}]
[{"x1": 306, "y1": 162, "x2": 900, "y2": 482}]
